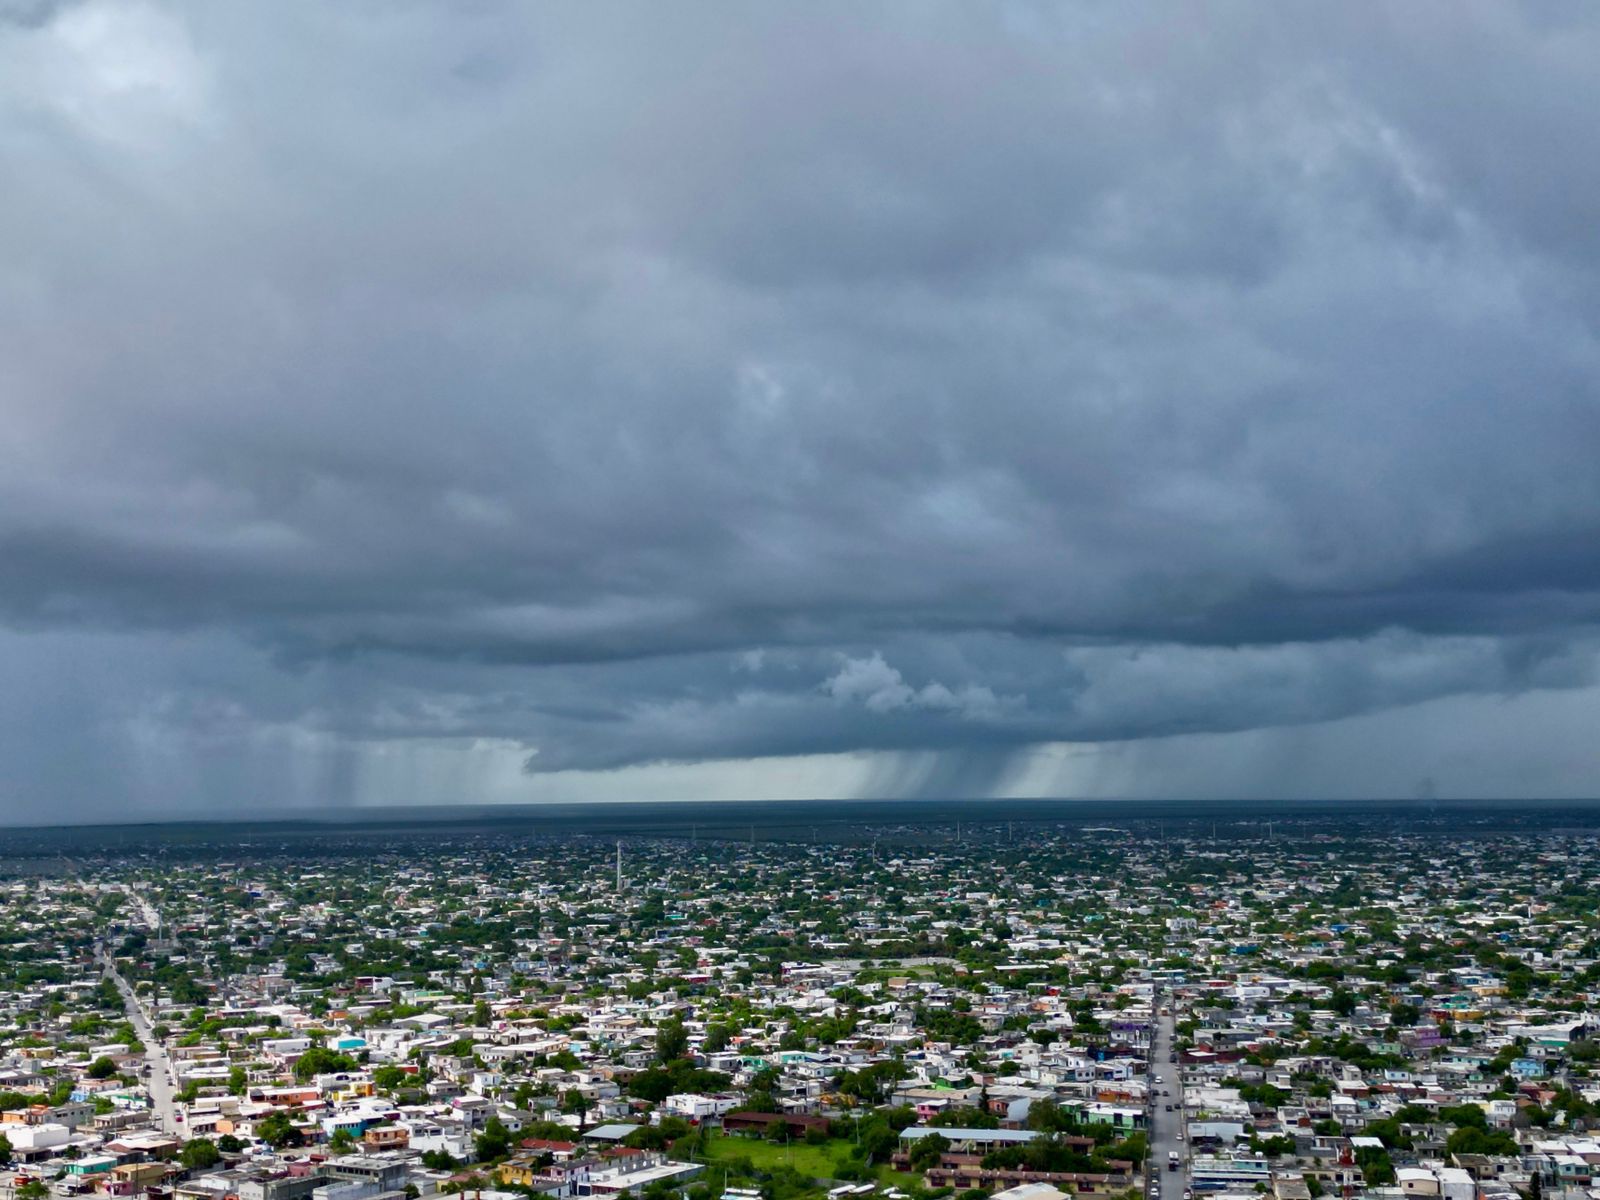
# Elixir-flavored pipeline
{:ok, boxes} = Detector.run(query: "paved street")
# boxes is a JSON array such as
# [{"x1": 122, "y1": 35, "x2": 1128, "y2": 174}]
[
  {"x1": 1147, "y1": 997, "x2": 1188, "y2": 1200},
  {"x1": 97, "y1": 941, "x2": 179, "y2": 1134}
]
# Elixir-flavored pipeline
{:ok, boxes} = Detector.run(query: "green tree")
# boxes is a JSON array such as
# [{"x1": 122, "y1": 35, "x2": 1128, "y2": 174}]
[
  {"x1": 859, "y1": 1119, "x2": 897, "y2": 1165},
  {"x1": 294, "y1": 1047, "x2": 359, "y2": 1083},
  {"x1": 656, "y1": 1018, "x2": 689, "y2": 1064},
  {"x1": 180, "y1": 1139, "x2": 222, "y2": 1170},
  {"x1": 474, "y1": 1117, "x2": 513, "y2": 1163},
  {"x1": 1389, "y1": 1004, "x2": 1420, "y2": 1027},
  {"x1": 562, "y1": 1088, "x2": 590, "y2": 1128},
  {"x1": 257, "y1": 1110, "x2": 304, "y2": 1149},
  {"x1": 1355, "y1": 1146, "x2": 1394, "y2": 1186},
  {"x1": 87, "y1": 1056, "x2": 118, "y2": 1080},
  {"x1": 373, "y1": 1065, "x2": 408, "y2": 1091},
  {"x1": 909, "y1": 1132, "x2": 951, "y2": 1172}
]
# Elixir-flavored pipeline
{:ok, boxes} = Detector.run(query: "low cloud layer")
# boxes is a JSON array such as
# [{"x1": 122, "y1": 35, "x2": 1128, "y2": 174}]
[{"x1": 4, "y1": 3, "x2": 1600, "y2": 817}]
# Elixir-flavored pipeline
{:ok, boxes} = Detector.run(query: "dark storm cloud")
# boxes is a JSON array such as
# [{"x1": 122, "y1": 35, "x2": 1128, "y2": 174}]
[{"x1": 3, "y1": 2, "x2": 1600, "y2": 812}]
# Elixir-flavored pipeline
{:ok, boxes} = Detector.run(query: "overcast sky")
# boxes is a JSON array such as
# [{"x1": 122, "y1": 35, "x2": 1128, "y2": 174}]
[{"x1": 5, "y1": 2, "x2": 1600, "y2": 821}]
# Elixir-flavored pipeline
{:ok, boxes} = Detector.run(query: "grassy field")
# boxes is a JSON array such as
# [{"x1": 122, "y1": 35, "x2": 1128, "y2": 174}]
[
  {"x1": 694, "y1": 1129, "x2": 927, "y2": 1190},
  {"x1": 698, "y1": 1129, "x2": 855, "y2": 1179}
]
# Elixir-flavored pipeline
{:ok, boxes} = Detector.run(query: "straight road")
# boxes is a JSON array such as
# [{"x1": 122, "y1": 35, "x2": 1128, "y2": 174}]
[
  {"x1": 96, "y1": 941, "x2": 179, "y2": 1135},
  {"x1": 1147, "y1": 997, "x2": 1188, "y2": 1200}
]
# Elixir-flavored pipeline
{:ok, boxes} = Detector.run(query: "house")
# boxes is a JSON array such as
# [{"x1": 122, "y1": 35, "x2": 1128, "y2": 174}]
[
  {"x1": 721, "y1": 1111, "x2": 831, "y2": 1139},
  {"x1": 660, "y1": 1093, "x2": 737, "y2": 1122}
]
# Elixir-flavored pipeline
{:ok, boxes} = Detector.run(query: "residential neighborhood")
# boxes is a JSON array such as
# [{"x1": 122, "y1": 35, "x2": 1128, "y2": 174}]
[{"x1": 2, "y1": 822, "x2": 1599, "y2": 1200}]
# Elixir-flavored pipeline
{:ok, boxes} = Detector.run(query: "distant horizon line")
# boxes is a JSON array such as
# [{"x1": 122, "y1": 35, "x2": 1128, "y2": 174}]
[{"x1": 4, "y1": 794, "x2": 1600, "y2": 834}]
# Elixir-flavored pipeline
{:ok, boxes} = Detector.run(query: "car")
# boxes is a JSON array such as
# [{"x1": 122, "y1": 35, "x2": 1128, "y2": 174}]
[{"x1": 1165, "y1": 1103, "x2": 1172, "y2": 1111}]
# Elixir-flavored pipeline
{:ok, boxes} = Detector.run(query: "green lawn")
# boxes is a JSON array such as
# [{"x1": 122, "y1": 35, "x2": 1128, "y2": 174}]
[{"x1": 697, "y1": 1129, "x2": 858, "y2": 1181}]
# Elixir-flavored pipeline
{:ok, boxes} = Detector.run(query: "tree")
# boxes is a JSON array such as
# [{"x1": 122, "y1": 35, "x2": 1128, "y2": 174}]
[
  {"x1": 930, "y1": 1106, "x2": 998, "y2": 1130},
  {"x1": 656, "y1": 1017, "x2": 689, "y2": 1064},
  {"x1": 0, "y1": 1132, "x2": 11, "y2": 1165},
  {"x1": 475, "y1": 1117, "x2": 513, "y2": 1163},
  {"x1": 17, "y1": 1180, "x2": 48, "y2": 1200},
  {"x1": 373, "y1": 1065, "x2": 408, "y2": 1091},
  {"x1": 624, "y1": 1126, "x2": 672, "y2": 1151},
  {"x1": 909, "y1": 1132, "x2": 951, "y2": 1172},
  {"x1": 329, "y1": 1129, "x2": 357, "y2": 1152},
  {"x1": 294, "y1": 1047, "x2": 358, "y2": 1083},
  {"x1": 859, "y1": 1119, "x2": 897, "y2": 1165},
  {"x1": 217, "y1": 1134, "x2": 244, "y2": 1153},
  {"x1": 561, "y1": 1088, "x2": 590, "y2": 1128},
  {"x1": 87, "y1": 1056, "x2": 118, "y2": 1080},
  {"x1": 179, "y1": 1139, "x2": 221, "y2": 1170},
  {"x1": 1356, "y1": 1146, "x2": 1395, "y2": 1187},
  {"x1": 1027, "y1": 1099, "x2": 1067, "y2": 1133},
  {"x1": 257, "y1": 1110, "x2": 304, "y2": 1149},
  {"x1": 1446, "y1": 1127, "x2": 1518, "y2": 1157}
]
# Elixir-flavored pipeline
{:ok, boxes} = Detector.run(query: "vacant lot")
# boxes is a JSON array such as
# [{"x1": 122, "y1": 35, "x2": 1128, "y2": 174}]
[{"x1": 697, "y1": 1129, "x2": 860, "y2": 1180}]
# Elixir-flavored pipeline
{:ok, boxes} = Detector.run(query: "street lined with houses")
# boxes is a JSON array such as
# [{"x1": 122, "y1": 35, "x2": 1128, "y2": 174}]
[{"x1": 2, "y1": 821, "x2": 1599, "y2": 1200}]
